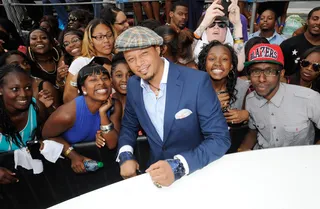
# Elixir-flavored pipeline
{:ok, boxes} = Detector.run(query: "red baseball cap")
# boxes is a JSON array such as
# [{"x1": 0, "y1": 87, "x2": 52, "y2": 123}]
[{"x1": 244, "y1": 43, "x2": 284, "y2": 67}]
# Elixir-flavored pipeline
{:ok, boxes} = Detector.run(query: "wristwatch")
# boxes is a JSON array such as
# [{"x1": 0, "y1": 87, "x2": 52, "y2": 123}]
[{"x1": 166, "y1": 159, "x2": 185, "y2": 181}]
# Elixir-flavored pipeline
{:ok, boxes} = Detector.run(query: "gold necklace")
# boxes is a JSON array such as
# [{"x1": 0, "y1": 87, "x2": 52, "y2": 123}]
[
  {"x1": 148, "y1": 82, "x2": 160, "y2": 97},
  {"x1": 36, "y1": 60, "x2": 57, "y2": 75}
]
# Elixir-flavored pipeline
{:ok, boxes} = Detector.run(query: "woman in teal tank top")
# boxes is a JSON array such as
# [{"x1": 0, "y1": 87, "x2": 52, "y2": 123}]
[{"x1": 0, "y1": 65, "x2": 49, "y2": 152}]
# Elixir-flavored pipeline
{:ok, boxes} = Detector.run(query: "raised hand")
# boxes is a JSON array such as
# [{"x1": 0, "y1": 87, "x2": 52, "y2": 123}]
[
  {"x1": 38, "y1": 89, "x2": 54, "y2": 108},
  {"x1": 56, "y1": 61, "x2": 68, "y2": 84},
  {"x1": 201, "y1": 0, "x2": 225, "y2": 28}
]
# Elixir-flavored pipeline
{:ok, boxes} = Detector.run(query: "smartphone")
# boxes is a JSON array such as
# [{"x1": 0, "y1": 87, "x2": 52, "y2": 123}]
[
  {"x1": 221, "y1": 0, "x2": 231, "y2": 16},
  {"x1": 26, "y1": 140, "x2": 42, "y2": 160}
]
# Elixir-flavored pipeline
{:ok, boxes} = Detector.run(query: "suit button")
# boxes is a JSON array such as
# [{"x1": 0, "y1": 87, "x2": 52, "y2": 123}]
[{"x1": 162, "y1": 146, "x2": 166, "y2": 151}]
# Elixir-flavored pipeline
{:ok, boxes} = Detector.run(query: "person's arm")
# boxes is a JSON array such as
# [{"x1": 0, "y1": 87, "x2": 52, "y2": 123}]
[
  {"x1": 238, "y1": 128, "x2": 257, "y2": 151},
  {"x1": 307, "y1": 92, "x2": 320, "y2": 130},
  {"x1": 192, "y1": 0, "x2": 224, "y2": 51},
  {"x1": 42, "y1": 81, "x2": 61, "y2": 109},
  {"x1": 0, "y1": 167, "x2": 18, "y2": 184},
  {"x1": 97, "y1": 98, "x2": 121, "y2": 149},
  {"x1": 117, "y1": 79, "x2": 141, "y2": 179},
  {"x1": 42, "y1": 102, "x2": 90, "y2": 173},
  {"x1": 63, "y1": 73, "x2": 79, "y2": 104},
  {"x1": 229, "y1": 1, "x2": 245, "y2": 71},
  {"x1": 278, "y1": 2, "x2": 289, "y2": 34}
]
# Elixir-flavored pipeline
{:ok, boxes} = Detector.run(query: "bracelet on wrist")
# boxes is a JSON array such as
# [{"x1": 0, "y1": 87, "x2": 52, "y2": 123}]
[
  {"x1": 166, "y1": 159, "x2": 185, "y2": 181},
  {"x1": 64, "y1": 146, "x2": 74, "y2": 156},
  {"x1": 100, "y1": 122, "x2": 114, "y2": 134},
  {"x1": 119, "y1": 152, "x2": 135, "y2": 166}
]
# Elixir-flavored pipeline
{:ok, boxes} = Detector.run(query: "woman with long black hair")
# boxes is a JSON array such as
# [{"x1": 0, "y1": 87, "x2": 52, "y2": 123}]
[{"x1": 198, "y1": 40, "x2": 249, "y2": 125}]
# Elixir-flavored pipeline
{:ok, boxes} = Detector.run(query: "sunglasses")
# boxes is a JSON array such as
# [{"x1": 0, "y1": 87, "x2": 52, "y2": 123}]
[
  {"x1": 208, "y1": 22, "x2": 227, "y2": 29},
  {"x1": 300, "y1": 60, "x2": 320, "y2": 72}
]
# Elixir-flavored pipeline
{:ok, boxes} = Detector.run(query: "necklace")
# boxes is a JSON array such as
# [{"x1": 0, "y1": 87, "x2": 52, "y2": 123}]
[
  {"x1": 36, "y1": 60, "x2": 57, "y2": 75},
  {"x1": 148, "y1": 82, "x2": 161, "y2": 97}
]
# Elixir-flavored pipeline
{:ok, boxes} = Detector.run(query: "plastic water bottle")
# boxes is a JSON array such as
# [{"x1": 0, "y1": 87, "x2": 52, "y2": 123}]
[{"x1": 84, "y1": 160, "x2": 104, "y2": 172}]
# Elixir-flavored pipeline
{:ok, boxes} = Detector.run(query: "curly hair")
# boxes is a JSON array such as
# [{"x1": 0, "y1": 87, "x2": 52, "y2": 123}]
[
  {"x1": 197, "y1": 40, "x2": 239, "y2": 106},
  {"x1": 0, "y1": 64, "x2": 41, "y2": 148}
]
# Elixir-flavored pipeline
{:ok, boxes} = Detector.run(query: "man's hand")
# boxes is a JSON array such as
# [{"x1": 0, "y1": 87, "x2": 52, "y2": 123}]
[
  {"x1": 146, "y1": 160, "x2": 175, "y2": 187},
  {"x1": 0, "y1": 167, "x2": 19, "y2": 184},
  {"x1": 120, "y1": 160, "x2": 139, "y2": 179}
]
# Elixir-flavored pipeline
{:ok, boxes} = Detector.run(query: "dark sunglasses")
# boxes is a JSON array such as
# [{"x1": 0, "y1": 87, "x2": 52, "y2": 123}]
[
  {"x1": 208, "y1": 22, "x2": 227, "y2": 29},
  {"x1": 300, "y1": 60, "x2": 320, "y2": 72}
]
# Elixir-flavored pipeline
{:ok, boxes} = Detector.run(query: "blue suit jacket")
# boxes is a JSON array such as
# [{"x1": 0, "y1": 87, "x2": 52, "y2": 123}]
[{"x1": 118, "y1": 62, "x2": 230, "y2": 174}]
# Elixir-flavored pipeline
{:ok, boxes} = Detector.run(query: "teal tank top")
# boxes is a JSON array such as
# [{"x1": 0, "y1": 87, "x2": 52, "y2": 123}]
[{"x1": 0, "y1": 98, "x2": 38, "y2": 152}]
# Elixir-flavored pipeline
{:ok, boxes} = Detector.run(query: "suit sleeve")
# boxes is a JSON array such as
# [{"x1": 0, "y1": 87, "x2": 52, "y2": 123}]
[
  {"x1": 117, "y1": 78, "x2": 140, "y2": 153},
  {"x1": 178, "y1": 73, "x2": 231, "y2": 173}
]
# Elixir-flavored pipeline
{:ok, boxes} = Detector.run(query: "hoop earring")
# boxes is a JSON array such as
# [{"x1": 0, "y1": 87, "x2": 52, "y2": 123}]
[
  {"x1": 28, "y1": 47, "x2": 35, "y2": 62},
  {"x1": 52, "y1": 47, "x2": 60, "y2": 62}
]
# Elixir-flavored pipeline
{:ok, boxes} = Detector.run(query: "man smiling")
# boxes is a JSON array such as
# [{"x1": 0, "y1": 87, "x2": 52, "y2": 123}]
[
  {"x1": 115, "y1": 26, "x2": 230, "y2": 187},
  {"x1": 280, "y1": 7, "x2": 320, "y2": 76},
  {"x1": 238, "y1": 43, "x2": 320, "y2": 151}
]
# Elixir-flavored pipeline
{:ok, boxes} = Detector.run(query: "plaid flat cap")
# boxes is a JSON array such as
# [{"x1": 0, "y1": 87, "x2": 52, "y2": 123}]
[{"x1": 115, "y1": 26, "x2": 163, "y2": 52}]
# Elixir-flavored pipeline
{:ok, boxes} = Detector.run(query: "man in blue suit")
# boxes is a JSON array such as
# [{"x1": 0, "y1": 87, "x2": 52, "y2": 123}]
[{"x1": 114, "y1": 26, "x2": 230, "y2": 187}]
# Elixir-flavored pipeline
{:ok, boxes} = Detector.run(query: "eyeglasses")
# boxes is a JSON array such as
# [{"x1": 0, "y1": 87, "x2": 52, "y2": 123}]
[
  {"x1": 114, "y1": 19, "x2": 128, "y2": 26},
  {"x1": 249, "y1": 68, "x2": 281, "y2": 77},
  {"x1": 63, "y1": 37, "x2": 81, "y2": 47},
  {"x1": 300, "y1": 60, "x2": 320, "y2": 72},
  {"x1": 92, "y1": 33, "x2": 114, "y2": 41},
  {"x1": 208, "y1": 22, "x2": 227, "y2": 29}
]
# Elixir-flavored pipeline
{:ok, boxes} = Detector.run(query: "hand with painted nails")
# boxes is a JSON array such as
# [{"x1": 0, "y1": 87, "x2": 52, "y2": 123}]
[
  {"x1": 95, "y1": 130, "x2": 106, "y2": 148},
  {"x1": 0, "y1": 167, "x2": 19, "y2": 184}
]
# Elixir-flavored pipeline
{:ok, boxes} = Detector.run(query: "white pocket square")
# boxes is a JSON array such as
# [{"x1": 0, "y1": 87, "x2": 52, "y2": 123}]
[{"x1": 175, "y1": 109, "x2": 192, "y2": 119}]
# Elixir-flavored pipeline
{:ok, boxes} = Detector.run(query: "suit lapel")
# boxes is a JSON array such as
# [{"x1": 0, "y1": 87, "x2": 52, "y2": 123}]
[
  {"x1": 163, "y1": 63, "x2": 183, "y2": 142},
  {"x1": 135, "y1": 77, "x2": 163, "y2": 146}
]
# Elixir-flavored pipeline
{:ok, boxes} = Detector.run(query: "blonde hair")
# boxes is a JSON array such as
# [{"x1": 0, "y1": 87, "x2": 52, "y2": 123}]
[{"x1": 81, "y1": 19, "x2": 115, "y2": 58}]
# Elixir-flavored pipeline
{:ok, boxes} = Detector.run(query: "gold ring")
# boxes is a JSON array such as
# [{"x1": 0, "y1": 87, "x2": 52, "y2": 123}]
[{"x1": 153, "y1": 181, "x2": 162, "y2": 188}]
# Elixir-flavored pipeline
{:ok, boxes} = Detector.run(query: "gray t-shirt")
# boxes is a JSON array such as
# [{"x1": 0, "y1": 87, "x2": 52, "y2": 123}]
[
  {"x1": 230, "y1": 78, "x2": 250, "y2": 110},
  {"x1": 246, "y1": 83, "x2": 320, "y2": 149}
]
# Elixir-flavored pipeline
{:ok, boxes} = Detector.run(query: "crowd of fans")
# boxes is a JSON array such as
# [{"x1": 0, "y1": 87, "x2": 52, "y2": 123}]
[{"x1": 0, "y1": 0, "x2": 320, "y2": 188}]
